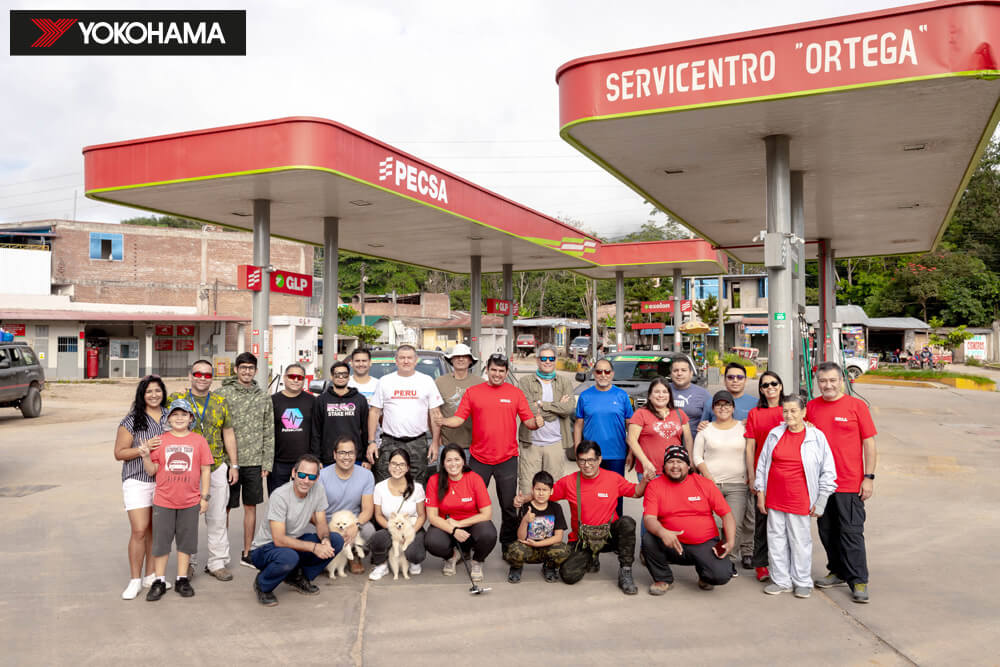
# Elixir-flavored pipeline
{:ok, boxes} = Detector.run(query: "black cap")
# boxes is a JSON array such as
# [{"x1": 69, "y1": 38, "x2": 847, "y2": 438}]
[{"x1": 712, "y1": 390, "x2": 735, "y2": 406}]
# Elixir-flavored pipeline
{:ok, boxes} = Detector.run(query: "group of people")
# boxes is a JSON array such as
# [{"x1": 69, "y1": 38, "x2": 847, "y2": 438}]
[{"x1": 115, "y1": 345, "x2": 877, "y2": 606}]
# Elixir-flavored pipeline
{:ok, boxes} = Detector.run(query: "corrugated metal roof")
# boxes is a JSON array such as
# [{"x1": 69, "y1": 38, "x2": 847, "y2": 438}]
[
  {"x1": 804, "y1": 305, "x2": 869, "y2": 325},
  {"x1": 513, "y1": 318, "x2": 589, "y2": 328},
  {"x1": 866, "y1": 317, "x2": 930, "y2": 330}
]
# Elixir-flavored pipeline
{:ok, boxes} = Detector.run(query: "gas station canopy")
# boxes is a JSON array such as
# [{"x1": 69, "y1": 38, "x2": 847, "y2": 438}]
[
  {"x1": 83, "y1": 117, "x2": 725, "y2": 276},
  {"x1": 575, "y1": 238, "x2": 725, "y2": 279},
  {"x1": 556, "y1": 0, "x2": 1000, "y2": 262}
]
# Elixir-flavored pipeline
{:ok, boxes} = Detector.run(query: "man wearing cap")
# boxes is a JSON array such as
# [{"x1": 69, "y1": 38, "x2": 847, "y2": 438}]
[
  {"x1": 367, "y1": 345, "x2": 444, "y2": 485},
  {"x1": 517, "y1": 343, "x2": 574, "y2": 495},
  {"x1": 807, "y1": 362, "x2": 878, "y2": 603},
  {"x1": 218, "y1": 351, "x2": 275, "y2": 571},
  {"x1": 641, "y1": 445, "x2": 735, "y2": 595},
  {"x1": 435, "y1": 343, "x2": 484, "y2": 457},
  {"x1": 167, "y1": 359, "x2": 239, "y2": 582},
  {"x1": 437, "y1": 353, "x2": 543, "y2": 552},
  {"x1": 248, "y1": 453, "x2": 343, "y2": 607}
]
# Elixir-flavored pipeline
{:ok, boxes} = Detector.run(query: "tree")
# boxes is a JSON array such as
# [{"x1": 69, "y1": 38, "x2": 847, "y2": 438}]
[
  {"x1": 942, "y1": 139, "x2": 1000, "y2": 274},
  {"x1": 692, "y1": 294, "x2": 727, "y2": 327},
  {"x1": 927, "y1": 318, "x2": 975, "y2": 350},
  {"x1": 121, "y1": 214, "x2": 203, "y2": 229}
]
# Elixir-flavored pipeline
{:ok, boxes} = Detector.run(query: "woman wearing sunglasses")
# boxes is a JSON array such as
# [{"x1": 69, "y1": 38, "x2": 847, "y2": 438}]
[
  {"x1": 743, "y1": 371, "x2": 788, "y2": 583},
  {"x1": 113, "y1": 374, "x2": 169, "y2": 600}
]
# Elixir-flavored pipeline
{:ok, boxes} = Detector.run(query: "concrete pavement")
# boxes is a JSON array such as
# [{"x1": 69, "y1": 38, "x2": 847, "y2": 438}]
[{"x1": 1, "y1": 377, "x2": 998, "y2": 665}]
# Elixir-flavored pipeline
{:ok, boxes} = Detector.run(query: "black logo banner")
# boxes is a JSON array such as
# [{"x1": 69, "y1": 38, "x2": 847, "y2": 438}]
[{"x1": 10, "y1": 10, "x2": 246, "y2": 55}]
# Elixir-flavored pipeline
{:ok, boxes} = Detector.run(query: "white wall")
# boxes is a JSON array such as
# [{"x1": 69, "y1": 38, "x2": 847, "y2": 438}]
[{"x1": 0, "y1": 248, "x2": 51, "y2": 295}]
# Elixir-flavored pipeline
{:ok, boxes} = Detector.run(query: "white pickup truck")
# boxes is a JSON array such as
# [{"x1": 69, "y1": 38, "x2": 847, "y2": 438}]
[{"x1": 842, "y1": 354, "x2": 870, "y2": 380}]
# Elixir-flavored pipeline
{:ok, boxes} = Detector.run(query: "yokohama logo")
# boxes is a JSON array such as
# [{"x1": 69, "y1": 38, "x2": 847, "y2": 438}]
[
  {"x1": 30, "y1": 18, "x2": 77, "y2": 47},
  {"x1": 377, "y1": 155, "x2": 449, "y2": 204}
]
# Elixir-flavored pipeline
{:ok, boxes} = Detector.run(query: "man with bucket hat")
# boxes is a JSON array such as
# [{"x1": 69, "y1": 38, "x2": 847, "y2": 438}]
[
  {"x1": 641, "y1": 445, "x2": 736, "y2": 595},
  {"x1": 435, "y1": 344, "x2": 484, "y2": 457}
]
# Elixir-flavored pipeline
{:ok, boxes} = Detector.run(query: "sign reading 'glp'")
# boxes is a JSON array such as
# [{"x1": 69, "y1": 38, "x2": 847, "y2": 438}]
[{"x1": 238, "y1": 265, "x2": 313, "y2": 297}]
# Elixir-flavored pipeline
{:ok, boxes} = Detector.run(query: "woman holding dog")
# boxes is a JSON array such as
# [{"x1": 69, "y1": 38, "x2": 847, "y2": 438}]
[
  {"x1": 113, "y1": 375, "x2": 169, "y2": 600},
  {"x1": 368, "y1": 448, "x2": 428, "y2": 580},
  {"x1": 424, "y1": 443, "x2": 497, "y2": 584}
]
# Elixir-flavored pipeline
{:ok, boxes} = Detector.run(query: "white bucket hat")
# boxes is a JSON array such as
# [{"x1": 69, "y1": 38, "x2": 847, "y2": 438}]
[{"x1": 444, "y1": 343, "x2": 478, "y2": 365}]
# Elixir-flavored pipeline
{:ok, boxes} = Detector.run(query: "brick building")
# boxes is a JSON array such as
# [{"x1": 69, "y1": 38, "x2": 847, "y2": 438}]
[{"x1": 0, "y1": 220, "x2": 317, "y2": 380}]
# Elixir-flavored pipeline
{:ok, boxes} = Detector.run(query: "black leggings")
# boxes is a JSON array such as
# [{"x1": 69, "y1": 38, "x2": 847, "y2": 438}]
[
  {"x1": 468, "y1": 455, "x2": 518, "y2": 546},
  {"x1": 425, "y1": 522, "x2": 497, "y2": 563},
  {"x1": 369, "y1": 527, "x2": 427, "y2": 565}
]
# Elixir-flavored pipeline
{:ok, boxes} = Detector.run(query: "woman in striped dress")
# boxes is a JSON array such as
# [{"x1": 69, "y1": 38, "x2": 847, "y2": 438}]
[{"x1": 113, "y1": 375, "x2": 168, "y2": 600}]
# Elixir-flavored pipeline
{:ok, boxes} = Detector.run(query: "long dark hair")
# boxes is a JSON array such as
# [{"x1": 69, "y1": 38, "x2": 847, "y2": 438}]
[
  {"x1": 642, "y1": 377, "x2": 675, "y2": 418},
  {"x1": 756, "y1": 371, "x2": 788, "y2": 408},
  {"x1": 128, "y1": 375, "x2": 167, "y2": 432},
  {"x1": 385, "y1": 448, "x2": 415, "y2": 502},
  {"x1": 437, "y1": 443, "x2": 471, "y2": 503}
]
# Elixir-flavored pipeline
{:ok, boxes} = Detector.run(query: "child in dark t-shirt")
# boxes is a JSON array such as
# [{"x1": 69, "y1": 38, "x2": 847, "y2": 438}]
[{"x1": 504, "y1": 471, "x2": 572, "y2": 583}]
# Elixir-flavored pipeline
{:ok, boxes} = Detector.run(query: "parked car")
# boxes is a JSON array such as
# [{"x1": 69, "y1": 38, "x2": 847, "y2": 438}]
[
  {"x1": 569, "y1": 335, "x2": 591, "y2": 357},
  {"x1": 515, "y1": 334, "x2": 538, "y2": 355},
  {"x1": 572, "y1": 351, "x2": 704, "y2": 409},
  {"x1": 843, "y1": 355, "x2": 870, "y2": 380},
  {"x1": 309, "y1": 349, "x2": 449, "y2": 394},
  {"x1": 0, "y1": 342, "x2": 45, "y2": 418}
]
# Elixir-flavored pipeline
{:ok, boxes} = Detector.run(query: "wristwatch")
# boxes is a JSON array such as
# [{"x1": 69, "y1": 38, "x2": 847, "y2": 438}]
[
  {"x1": 231, "y1": 464, "x2": 240, "y2": 469},
  {"x1": 863, "y1": 474, "x2": 875, "y2": 480},
  {"x1": 368, "y1": 440, "x2": 377, "y2": 445},
  {"x1": 202, "y1": 494, "x2": 211, "y2": 501}
]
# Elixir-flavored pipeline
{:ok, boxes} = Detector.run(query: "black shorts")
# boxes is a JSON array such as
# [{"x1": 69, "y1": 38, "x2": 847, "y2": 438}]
[
  {"x1": 227, "y1": 465, "x2": 264, "y2": 508},
  {"x1": 152, "y1": 504, "x2": 199, "y2": 556}
]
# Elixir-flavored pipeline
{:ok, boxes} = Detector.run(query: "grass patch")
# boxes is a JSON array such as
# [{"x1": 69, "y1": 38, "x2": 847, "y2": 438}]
[
  {"x1": 49, "y1": 379, "x2": 119, "y2": 385},
  {"x1": 721, "y1": 353, "x2": 756, "y2": 369},
  {"x1": 866, "y1": 369, "x2": 994, "y2": 386}
]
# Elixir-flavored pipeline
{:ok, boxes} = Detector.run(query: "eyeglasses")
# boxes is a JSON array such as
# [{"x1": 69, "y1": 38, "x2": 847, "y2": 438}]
[
  {"x1": 760, "y1": 381, "x2": 781, "y2": 388},
  {"x1": 192, "y1": 371, "x2": 213, "y2": 379},
  {"x1": 237, "y1": 365, "x2": 256, "y2": 372},
  {"x1": 285, "y1": 373, "x2": 305, "y2": 381},
  {"x1": 577, "y1": 457, "x2": 599, "y2": 465},
  {"x1": 538, "y1": 356, "x2": 556, "y2": 362},
  {"x1": 335, "y1": 450, "x2": 356, "y2": 457},
  {"x1": 389, "y1": 461, "x2": 408, "y2": 469},
  {"x1": 295, "y1": 471, "x2": 318, "y2": 481},
  {"x1": 332, "y1": 372, "x2": 350, "y2": 378},
  {"x1": 714, "y1": 403, "x2": 734, "y2": 409},
  {"x1": 594, "y1": 369, "x2": 613, "y2": 375},
  {"x1": 725, "y1": 374, "x2": 746, "y2": 381}
]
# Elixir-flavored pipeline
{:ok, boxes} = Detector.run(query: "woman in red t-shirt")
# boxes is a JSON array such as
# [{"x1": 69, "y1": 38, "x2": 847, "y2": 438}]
[
  {"x1": 424, "y1": 443, "x2": 497, "y2": 584},
  {"x1": 743, "y1": 370, "x2": 787, "y2": 583},
  {"x1": 626, "y1": 378, "x2": 692, "y2": 479}
]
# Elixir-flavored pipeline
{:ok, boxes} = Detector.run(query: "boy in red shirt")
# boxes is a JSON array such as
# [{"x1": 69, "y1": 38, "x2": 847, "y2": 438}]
[
  {"x1": 139, "y1": 398, "x2": 213, "y2": 601},
  {"x1": 641, "y1": 445, "x2": 735, "y2": 595},
  {"x1": 754, "y1": 395, "x2": 837, "y2": 599}
]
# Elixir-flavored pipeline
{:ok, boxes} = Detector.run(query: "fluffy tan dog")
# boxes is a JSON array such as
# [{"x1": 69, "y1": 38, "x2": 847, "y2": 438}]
[
  {"x1": 387, "y1": 512, "x2": 415, "y2": 580},
  {"x1": 326, "y1": 510, "x2": 367, "y2": 579}
]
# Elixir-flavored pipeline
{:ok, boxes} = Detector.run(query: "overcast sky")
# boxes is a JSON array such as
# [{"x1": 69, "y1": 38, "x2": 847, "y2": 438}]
[{"x1": 2, "y1": 0, "x2": 918, "y2": 239}]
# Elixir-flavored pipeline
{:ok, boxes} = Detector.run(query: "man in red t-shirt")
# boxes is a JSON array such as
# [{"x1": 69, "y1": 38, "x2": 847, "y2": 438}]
[
  {"x1": 641, "y1": 445, "x2": 735, "y2": 595},
  {"x1": 806, "y1": 362, "x2": 878, "y2": 604},
  {"x1": 437, "y1": 353, "x2": 543, "y2": 551},
  {"x1": 523, "y1": 440, "x2": 648, "y2": 595}
]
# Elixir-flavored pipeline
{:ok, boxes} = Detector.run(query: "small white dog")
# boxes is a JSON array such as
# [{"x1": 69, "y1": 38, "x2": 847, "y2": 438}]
[
  {"x1": 326, "y1": 510, "x2": 367, "y2": 579},
  {"x1": 387, "y1": 512, "x2": 416, "y2": 580}
]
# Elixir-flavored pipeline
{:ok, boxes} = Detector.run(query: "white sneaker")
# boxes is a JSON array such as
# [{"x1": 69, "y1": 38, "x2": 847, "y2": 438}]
[
  {"x1": 368, "y1": 563, "x2": 389, "y2": 581},
  {"x1": 142, "y1": 573, "x2": 171, "y2": 590},
  {"x1": 408, "y1": 563, "x2": 422, "y2": 576},
  {"x1": 470, "y1": 561, "x2": 484, "y2": 583},
  {"x1": 121, "y1": 578, "x2": 142, "y2": 600}
]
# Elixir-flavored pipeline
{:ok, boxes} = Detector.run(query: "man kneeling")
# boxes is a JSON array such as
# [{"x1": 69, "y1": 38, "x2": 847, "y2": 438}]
[
  {"x1": 249, "y1": 454, "x2": 344, "y2": 606},
  {"x1": 641, "y1": 445, "x2": 735, "y2": 595}
]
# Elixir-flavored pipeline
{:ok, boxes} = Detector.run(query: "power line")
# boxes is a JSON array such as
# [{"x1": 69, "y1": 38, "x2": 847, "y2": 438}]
[
  {"x1": 0, "y1": 183, "x2": 83, "y2": 200},
  {"x1": 0, "y1": 171, "x2": 81, "y2": 188}
]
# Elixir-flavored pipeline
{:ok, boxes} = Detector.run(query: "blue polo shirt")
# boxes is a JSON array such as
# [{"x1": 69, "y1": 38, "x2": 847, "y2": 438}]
[
  {"x1": 701, "y1": 393, "x2": 757, "y2": 423},
  {"x1": 575, "y1": 385, "x2": 634, "y2": 460}
]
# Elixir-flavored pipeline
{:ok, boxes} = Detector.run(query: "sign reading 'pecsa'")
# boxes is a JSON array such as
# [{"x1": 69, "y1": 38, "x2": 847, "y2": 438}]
[{"x1": 238, "y1": 265, "x2": 313, "y2": 297}]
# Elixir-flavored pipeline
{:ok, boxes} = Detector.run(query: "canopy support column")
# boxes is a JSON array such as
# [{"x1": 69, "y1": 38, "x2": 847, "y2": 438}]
[
  {"x1": 718, "y1": 275, "x2": 726, "y2": 357},
  {"x1": 615, "y1": 270, "x2": 625, "y2": 355},
  {"x1": 470, "y1": 255, "x2": 482, "y2": 369},
  {"x1": 818, "y1": 238, "x2": 836, "y2": 363},
  {"x1": 591, "y1": 279, "x2": 599, "y2": 362},
  {"x1": 791, "y1": 171, "x2": 805, "y2": 395},
  {"x1": 322, "y1": 217, "x2": 339, "y2": 371},
  {"x1": 764, "y1": 135, "x2": 794, "y2": 393},
  {"x1": 672, "y1": 268, "x2": 682, "y2": 352},
  {"x1": 503, "y1": 263, "x2": 514, "y2": 360},
  {"x1": 252, "y1": 199, "x2": 271, "y2": 388}
]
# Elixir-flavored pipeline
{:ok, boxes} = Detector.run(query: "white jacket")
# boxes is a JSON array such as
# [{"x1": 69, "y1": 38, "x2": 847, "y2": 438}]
[{"x1": 754, "y1": 424, "x2": 837, "y2": 516}]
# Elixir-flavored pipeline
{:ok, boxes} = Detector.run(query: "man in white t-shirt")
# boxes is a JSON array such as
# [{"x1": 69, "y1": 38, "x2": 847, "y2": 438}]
[
  {"x1": 347, "y1": 347, "x2": 379, "y2": 403},
  {"x1": 366, "y1": 345, "x2": 444, "y2": 485}
]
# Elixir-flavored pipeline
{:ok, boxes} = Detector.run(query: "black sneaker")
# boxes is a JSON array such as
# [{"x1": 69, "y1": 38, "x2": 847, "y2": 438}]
[
  {"x1": 145, "y1": 579, "x2": 167, "y2": 602},
  {"x1": 254, "y1": 574, "x2": 278, "y2": 607},
  {"x1": 506, "y1": 566, "x2": 522, "y2": 584},
  {"x1": 542, "y1": 564, "x2": 560, "y2": 583},
  {"x1": 731, "y1": 561, "x2": 739, "y2": 578},
  {"x1": 618, "y1": 566, "x2": 637, "y2": 595},
  {"x1": 589, "y1": 556, "x2": 601, "y2": 573},
  {"x1": 285, "y1": 568, "x2": 320, "y2": 595},
  {"x1": 174, "y1": 577, "x2": 195, "y2": 598},
  {"x1": 741, "y1": 555, "x2": 753, "y2": 570},
  {"x1": 240, "y1": 552, "x2": 257, "y2": 570}
]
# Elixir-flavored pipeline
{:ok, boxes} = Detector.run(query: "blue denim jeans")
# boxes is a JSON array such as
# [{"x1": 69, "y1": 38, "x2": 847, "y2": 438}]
[{"x1": 249, "y1": 532, "x2": 344, "y2": 593}]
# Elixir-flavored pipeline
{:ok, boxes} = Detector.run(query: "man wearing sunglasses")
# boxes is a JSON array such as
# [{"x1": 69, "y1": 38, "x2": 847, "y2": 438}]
[
  {"x1": 312, "y1": 361, "x2": 369, "y2": 468},
  {"x1": 167, "y1": 360, "x2": 239, "y2": 581},
  {"x1": 517, "y1": 343, "x2": 575, "y2": 496},
  {"x1": 270, "y1": 364, "x2": 314, "y2": 496},
  {"x1": 249, "y1": 453, "x2": 343, "y2": 607}
]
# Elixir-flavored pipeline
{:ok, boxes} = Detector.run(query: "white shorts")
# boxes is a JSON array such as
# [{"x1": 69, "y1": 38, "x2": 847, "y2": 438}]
[{"x1": 123, "y1": 478, "x2": 156, "y2": 511}]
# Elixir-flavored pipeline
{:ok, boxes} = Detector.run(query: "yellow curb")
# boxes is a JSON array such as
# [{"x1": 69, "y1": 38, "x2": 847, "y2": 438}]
[
  {"x1": 852, "y1": 376, "x2": 941, "y2": 389},
  {"x1": 937, "y1": 377, "x2": 996, "y2": 392}
]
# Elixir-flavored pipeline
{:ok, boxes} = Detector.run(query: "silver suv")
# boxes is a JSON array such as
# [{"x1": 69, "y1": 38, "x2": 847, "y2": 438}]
[{"x1": 0, "y1": 342, "x2": 45, "y2": 418}]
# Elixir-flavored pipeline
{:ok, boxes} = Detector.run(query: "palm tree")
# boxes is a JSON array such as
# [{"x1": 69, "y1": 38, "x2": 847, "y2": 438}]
[{"x1": 692, "y1": 294, "x2": 726, "y2": 327}]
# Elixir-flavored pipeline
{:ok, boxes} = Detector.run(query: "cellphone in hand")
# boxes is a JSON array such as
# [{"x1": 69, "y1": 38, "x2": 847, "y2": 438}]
[{"x1": 712, "y1": 541, "x2": 727, "y2": 558}]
